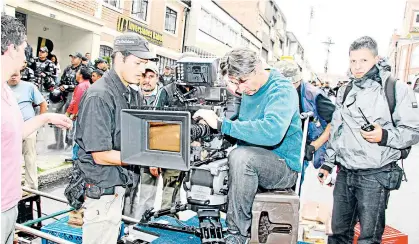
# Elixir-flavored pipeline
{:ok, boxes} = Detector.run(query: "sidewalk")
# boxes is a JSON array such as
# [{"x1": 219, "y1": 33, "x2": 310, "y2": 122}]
[{"x1": 27, "y1": 125, "x2": 74, "y2": 187}]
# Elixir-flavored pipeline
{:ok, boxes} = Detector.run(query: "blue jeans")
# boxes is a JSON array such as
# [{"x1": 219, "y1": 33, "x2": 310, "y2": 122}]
[
  {"x1": 329, "y1": 167, "x2": 390, "y2": 244},
  {"x1": 226, "y1": 146, "x2": 298, "y2": 239}
]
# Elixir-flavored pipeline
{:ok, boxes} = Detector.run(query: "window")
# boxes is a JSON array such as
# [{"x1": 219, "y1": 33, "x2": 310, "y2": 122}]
[
  {"x1": 132, "y1": 0, "x2": 148, "y2": 22},
  {"x1": 416, "y1": 13, "x2": 419, "y2": 23},
  {"x1": 165, "y1": 7, "x2": 177, "y2": 34},
  {"x1": 103, "y1": 0, "x2": 121, "y2": 9},
  {"x1": 100, "y1": 45, "x2": 113, "y2": 58}
]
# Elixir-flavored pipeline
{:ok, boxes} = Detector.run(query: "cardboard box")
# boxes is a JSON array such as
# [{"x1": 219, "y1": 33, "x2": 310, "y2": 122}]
[{"x1": 353, "y1": 224, "x2": 408, "y2": 244}]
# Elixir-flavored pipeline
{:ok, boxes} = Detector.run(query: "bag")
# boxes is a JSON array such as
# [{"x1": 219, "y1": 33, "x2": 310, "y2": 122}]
[
  {"x1": 373, "y1": 164, "x2": 404, "y2": 191},
  {"x1": 64, "y1": 163, "x2": 86, "y2": 210},
  {"x1": 342, "y1": 76, "x2": 411, "y2": 160}
]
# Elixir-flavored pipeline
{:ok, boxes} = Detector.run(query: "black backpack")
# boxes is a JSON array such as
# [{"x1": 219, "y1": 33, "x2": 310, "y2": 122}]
[{"x1": 342, "y1": 76, "x2": 411, "y2": 160}]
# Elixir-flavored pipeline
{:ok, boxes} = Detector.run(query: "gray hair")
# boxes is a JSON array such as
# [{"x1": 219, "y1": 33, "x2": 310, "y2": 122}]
[
  {"x1": 349, "y1": 36, "x2": 378, "y2": 56},
  {"x1": 1, "y1": 14, "x2": 26, "y2": 55},
  {"x1": 220, "y1": 48, "x2": 261, "y2": 79}
]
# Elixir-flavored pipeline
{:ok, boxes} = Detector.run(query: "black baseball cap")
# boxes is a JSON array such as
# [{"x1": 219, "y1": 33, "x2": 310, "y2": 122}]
[
  {"x1": 114, "y1": 32, "x2": 158, "y2": 62},
  {"x1": 95, "y1": 57, "x2": 107, "y2": 64},
  {"x1": 82, "y1": 56, "x2": 88, "y2": 61},
  {"x1": 69, "y1": 52, "x2": 83, "y2": 59},
  {"x1": 39, "y1": 46, "x2": 49, "y2": 53}
]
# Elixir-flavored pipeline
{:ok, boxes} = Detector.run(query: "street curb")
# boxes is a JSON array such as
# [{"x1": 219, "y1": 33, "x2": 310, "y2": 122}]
[{"x1": 38, "y1": 164, "x2": 72, "y2": 187}]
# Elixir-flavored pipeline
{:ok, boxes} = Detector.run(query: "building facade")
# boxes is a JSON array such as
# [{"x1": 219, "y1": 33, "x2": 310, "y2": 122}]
[
  {"x1": 4, "y1": 0, "x2": 188, "y2": 73},
  {"x1": 388, "y1": 0, "x2": 419, "y2": 84},
  {"x1": 215, "y1": 0, "x2": 286, "y2": 63},
  {"x1": 183, "y1": 0, "x2": 262, "y2": 58}
]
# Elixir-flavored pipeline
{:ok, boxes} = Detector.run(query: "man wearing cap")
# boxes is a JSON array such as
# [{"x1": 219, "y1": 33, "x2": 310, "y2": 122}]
[
  {"x1": 159, "y1": 65, "x2": 175, "y2": 86},
  {"x1": 274, "y1": 59, "x2": 335, "y2": 194},
  {"x1": 33, "y1": 46, "x2": 56, "y2": 92},
  {"x1": 48, "y1": 52, "x2": 83, "y2": 150},
  {"x1": 20, "y1": 60, "x2": 36, "y2": 84},
  {"x1": 68, "y1": 32, "x2": 158, "y2": 243},
  {"x1": 94, "y1": 57, "x2": 108, "y2": 73}
]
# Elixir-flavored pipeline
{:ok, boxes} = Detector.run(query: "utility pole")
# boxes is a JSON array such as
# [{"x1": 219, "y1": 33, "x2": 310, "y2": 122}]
[
  {"x1": 308, "y1": 6, "x2": 314, "y2": 35},
  {"x1": 322, "y1": 37, "x2": 335, "y2": 74}
]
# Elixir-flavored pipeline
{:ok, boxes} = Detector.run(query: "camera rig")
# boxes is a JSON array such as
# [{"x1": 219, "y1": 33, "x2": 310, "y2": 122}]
[{"x1": 121, "y1": 57, "x2": 240, "y2": 243}]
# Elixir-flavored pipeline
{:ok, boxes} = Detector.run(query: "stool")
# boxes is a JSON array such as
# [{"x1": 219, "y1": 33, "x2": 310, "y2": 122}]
[
  {"x1": 250, "y1": 189, "x2": 299, "y2": 244},
  {"x1": 17, "y1": 194, "x2": 42, "y2": 228}
]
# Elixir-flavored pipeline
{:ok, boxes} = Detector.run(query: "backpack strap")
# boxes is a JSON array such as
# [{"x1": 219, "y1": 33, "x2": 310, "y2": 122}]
[
  {"x1": 341, "y1": 81, "x2": 353, "y2": 105},
  {"x1": 384, "y1": 76, "x2": 396, "y2": 114},
  {"x1": 384, "y1": 76, "x2": 396, "y2": 125}
]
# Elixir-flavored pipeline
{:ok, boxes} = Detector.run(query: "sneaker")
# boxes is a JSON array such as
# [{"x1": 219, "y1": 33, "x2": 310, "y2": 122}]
[{"x1": 224, "y1": 233, "x2": 249, "y2": 244}]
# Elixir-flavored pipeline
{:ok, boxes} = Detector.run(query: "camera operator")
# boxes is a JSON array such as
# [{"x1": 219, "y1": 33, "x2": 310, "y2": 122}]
[
  {"x1": 69, "y1": 32, "x2": 158, "y2": 243},
  {"x1": 318, "y1": 36, "x2": 419, "y2": 243},
  {"x1": 48, "y1": 52, "x2": 83, "y2": 150},
  {"x1": 193, "y1": 48, "x2": 302, "y2": 244},
  {"x1": 20, "y1": 60, "x2": 36, "y2": 84},
  {"x1": 275, "y1": 59, "x2": 335, "y2": 194},
  {"x1": 33, "y1": 46, "x2": 57, "y2": 92}
]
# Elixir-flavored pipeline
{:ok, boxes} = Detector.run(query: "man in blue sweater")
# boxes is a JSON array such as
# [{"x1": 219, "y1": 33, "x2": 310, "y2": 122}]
[{"x1": 193, "y1": 48, "x2": 302, "y2": 244}]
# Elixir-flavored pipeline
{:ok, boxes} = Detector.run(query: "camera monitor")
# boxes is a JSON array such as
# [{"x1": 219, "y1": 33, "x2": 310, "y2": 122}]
[
  {"x1": 121, "y1": 110, "x2": 191, "y2": 171},
  {"x1": 175, "y1": 57, "x2": 219, "y2": 87}
]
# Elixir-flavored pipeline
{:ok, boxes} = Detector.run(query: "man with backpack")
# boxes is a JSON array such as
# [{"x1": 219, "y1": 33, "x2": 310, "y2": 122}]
[{"x1": 318, "y1": 36, "x2": 419, "y2": 243}]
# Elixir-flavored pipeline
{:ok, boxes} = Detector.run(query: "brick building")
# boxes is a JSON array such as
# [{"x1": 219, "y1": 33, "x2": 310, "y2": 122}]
[{"x1": 4, "y1": 0, "x2": 188, "y2": 72}]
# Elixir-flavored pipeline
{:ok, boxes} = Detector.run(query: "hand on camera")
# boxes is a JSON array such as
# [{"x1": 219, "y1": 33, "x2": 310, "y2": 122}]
[
  {"x1": 360, "y1": 123, "x2": 382, "y2": 143},
  {"x1": 193, "y1": 109, "x2": 219, "y2": 129},
  {"x1": 59, "y1": 85, "x2": 66, "y2": 91}
]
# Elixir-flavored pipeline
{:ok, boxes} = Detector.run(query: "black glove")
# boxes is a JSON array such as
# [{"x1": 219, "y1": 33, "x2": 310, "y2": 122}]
[{"x1": 304, "y1": 144, "x2": 316, "y2": 161}]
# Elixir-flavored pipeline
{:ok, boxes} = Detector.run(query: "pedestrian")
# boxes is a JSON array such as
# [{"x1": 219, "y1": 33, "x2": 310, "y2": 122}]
[
  {"x1": 91, "y1": 69, "x2": 103, "y2": 83},
  {"x1": 275, "y1": 59, "x2": 335, "y2": 195},
  {"x1": 50, "y1": 54, "x2": 60, "y2": 85},
  {"x1": 70, "y1": 32, "x2": 158, "y2": 244},
  {"x1": 1, "y1": 14, "x2": 72, "y2": 244},
  {"x1": 318, "y1": 36, "x2": 419, "y2": 243},
  {"x1": 159, "y1": 65, "x2": 175, "y2": 86},
  {"x1": 8, "y1": 72, "x2": 48, "y2": 190},
  {"x1": 65, "y1": 66, "x2": 92, "y2": 162}
]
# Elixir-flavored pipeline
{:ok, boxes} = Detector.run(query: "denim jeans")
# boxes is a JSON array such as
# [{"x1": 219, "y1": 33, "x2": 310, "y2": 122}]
[
  {"x1": 226, "y1": 146, "x2": 298, "y2": 239},
  {"x1": 329, "y1": 167, "x2": 390, "y2": 244}
]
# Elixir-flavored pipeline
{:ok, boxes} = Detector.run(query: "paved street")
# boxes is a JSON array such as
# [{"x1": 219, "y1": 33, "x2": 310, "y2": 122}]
[{"x1": 33, "y1": 142, "x2": 419, "y2": 243}]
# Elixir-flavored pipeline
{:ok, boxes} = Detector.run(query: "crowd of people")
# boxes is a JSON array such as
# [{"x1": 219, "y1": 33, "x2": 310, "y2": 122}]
[{"x1": 2, "y1": 13, "x2": 419, "y2": 244}]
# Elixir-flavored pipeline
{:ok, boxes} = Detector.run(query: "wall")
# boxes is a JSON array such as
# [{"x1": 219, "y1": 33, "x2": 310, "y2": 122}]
[
  {"x1": 60, "y1": 25, "x2": 93, "y2": 67},
  {"x1": 56, "y1": 0, "x2": 97, "y2": 17},
  {"x1": 26, "y1": 14, "x2": 63, "y2": 60},
  {"x1": 215, "y1": 0, "x2": 259, "y2": 37},
  {"x1": 25, "y1": 14, "x2": 93, "y2": 68}
]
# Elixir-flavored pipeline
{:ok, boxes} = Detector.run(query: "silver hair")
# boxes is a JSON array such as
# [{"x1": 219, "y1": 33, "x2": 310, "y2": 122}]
[
  {"x1": 1, "y1": 14, "x2": 27, "y2": 55},
  {"x1": 349, "y1": 36, "x2": 378, "y2": 56},
  {"x1": 220, "y1": 48, "x2": 261, "y2": 79}
]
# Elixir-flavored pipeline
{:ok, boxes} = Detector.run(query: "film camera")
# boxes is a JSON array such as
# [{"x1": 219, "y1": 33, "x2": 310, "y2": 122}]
[{"x1": 121, "y1": 57, "x2": 239, "y2": 243}]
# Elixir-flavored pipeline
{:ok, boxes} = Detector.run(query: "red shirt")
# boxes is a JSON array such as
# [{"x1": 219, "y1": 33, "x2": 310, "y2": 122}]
[
  {"x1": 66, "y1": 79, "x2": 90, "y2": 115},
  {"x1": 1, "y1": 83, "x2": 24, "y2": 211}
]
